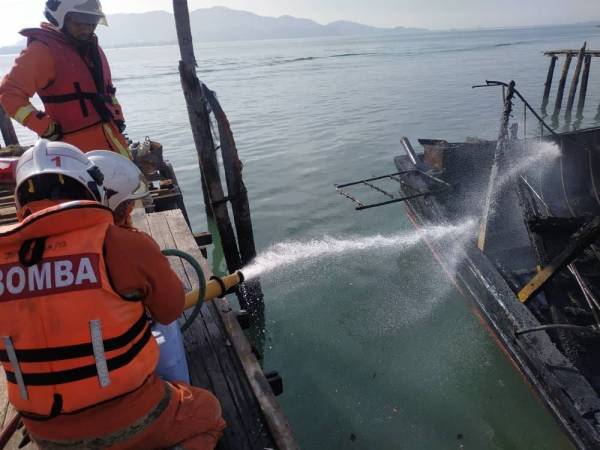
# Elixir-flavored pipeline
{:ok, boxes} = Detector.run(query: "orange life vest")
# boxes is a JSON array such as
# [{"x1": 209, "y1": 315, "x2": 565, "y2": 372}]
[
  {"x1": 0, "y1": 202, "x2": 158, "y2": 419},
  {"x1": 19, "y1": 27, "x2": 124, "y2": 135}
]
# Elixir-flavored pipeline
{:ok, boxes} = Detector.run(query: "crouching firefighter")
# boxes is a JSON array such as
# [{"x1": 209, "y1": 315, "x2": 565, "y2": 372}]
[
  {"x1": 0, "y1": 140, "x2": 226, "y2": 449},
  {"x1": 87, "y1": 149, "x2": 191, "y2": 384}
]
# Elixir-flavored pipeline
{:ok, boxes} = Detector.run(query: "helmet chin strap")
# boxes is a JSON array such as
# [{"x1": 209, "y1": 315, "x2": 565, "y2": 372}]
[{"x1": 62, "y1": 28, "x2": 93, "y2": 48}]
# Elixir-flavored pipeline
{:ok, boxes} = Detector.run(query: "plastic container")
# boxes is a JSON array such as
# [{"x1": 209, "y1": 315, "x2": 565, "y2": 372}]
[{"x1": 151, "y1": 321, "x2": 190, "y2": 384}]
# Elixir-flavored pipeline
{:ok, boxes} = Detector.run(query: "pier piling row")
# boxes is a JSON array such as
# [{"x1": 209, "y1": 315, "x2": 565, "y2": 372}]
[{"x1": 543, "y1": 44, "x2": 599, "y2": 121}]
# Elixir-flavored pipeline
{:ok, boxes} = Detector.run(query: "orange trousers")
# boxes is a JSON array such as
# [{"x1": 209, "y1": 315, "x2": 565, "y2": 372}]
[
  {"x1": 24, "y1": 377, "x2": 226, "y2": 450},
  {"x1": 112, "y1": 382, "x2": 226, "y2": 450}
]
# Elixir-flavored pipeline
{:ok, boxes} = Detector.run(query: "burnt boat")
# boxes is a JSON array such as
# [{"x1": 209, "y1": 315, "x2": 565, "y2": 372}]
[
  {"x1": 337, "y1": 47, "x2": 600, "y2": 449},
  {"x1": 396, "y1": 88, "x2": 600, "y2": 448}
]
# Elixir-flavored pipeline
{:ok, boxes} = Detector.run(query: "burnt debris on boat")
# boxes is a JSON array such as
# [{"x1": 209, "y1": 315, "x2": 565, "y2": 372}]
[{"x1": 338, "y1": 45, "x2": 600, "y2": 449}]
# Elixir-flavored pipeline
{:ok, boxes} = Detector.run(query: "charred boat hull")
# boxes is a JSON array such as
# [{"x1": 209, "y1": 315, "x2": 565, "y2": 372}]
[{"x1": 394, "y1": 127, "x2": 600, "y2": 449}]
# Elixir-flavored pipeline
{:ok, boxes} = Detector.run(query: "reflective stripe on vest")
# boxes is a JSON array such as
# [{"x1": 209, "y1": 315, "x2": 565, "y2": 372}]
[
  {"x1": 0, "y1": 201, "x2": 158, "y2": 417},
  {"x1": 13, "y1": 104, "x2": 36, "y2": 125},
  {"x1": 19, "y1": 27, "x2": 124, "y2": 134},
  {"x1": 103, "y1": 123, "x2": 132, "y2": 159}
]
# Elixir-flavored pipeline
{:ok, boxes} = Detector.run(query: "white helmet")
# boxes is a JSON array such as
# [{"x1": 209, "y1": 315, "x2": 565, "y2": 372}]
[
  {"x1": 87, "y1": 150, "x2": 149, "y2": 211},
  {"x1": 15, "y1": 140, "x2": 105, "y2": 210},
  {"x1": 45, "y1": 0, "x2": 108, "y2": 29}
]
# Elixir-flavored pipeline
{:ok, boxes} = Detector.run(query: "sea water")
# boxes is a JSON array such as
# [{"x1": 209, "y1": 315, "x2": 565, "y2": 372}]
[{"x1": 3, "y1": 23, "x2": 599, "y2": 449}]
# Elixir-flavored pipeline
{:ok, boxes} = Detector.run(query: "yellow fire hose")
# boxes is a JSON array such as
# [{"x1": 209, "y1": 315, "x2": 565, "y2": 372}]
[
  {"x1": 162, "y1": 249, "x2": 245, "y2": 332},
  {"x1": 184, "y1": 271, "x2": 245, "y2": 309}
]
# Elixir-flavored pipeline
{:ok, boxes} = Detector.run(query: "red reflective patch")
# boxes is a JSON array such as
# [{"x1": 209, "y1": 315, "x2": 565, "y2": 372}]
[{"x1": 0, "y1": 253, "x2": 101, "y2": 302}]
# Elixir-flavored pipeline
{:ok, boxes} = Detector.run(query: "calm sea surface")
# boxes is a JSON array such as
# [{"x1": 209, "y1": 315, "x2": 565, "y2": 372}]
[{"x1": 3, "y1": 24, "x2": 600, "y2": 449}]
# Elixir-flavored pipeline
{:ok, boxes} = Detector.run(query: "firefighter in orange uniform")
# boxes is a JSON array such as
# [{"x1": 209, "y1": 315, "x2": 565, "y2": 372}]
[
  {"x1": 0, "y1": 0, "x2": 131, "y2": 157},
  {"x1": 0, "y1": 140, "x2": 226, "y2": 449}
]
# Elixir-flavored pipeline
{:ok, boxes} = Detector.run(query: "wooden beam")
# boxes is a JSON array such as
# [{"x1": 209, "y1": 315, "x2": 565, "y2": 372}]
[
  {"x1": 545, "y1": 50, "x2": 600, "y2": 57},
  {"x1": 203, "y1": 88, "x2": 265, "y2": 315},
  {"x1": 541, "y1": 55, "x2": 557, "y2": 114},
  {"x1": 203, "y1": 88, "x2": 257, "y2": 267},
  {"x1": 518, "y1": 217, "x2": 600, "y2": 303},
  {"x1": 553, "y1": 53, "x2": 573, "y2": 118},
  {"x1": 565, "y1": 42, "x2": 587, "y2": 118},
  {"x1": 0, "y1": 106, "x2": 18, "y2": 147},
  {"x1": 577, "y1": 54, "x2": 592, "y2": 118}
]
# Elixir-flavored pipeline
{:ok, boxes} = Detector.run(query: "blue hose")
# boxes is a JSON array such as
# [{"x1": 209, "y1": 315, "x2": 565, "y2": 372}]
[{"x1": 161, "y1": 249, "x2": 206, "y2": 333}]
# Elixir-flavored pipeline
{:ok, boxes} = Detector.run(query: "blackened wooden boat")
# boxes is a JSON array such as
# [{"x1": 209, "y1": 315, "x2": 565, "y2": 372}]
[{"x1": 392, "y1": 86, "x2": 600, "y2": 449}]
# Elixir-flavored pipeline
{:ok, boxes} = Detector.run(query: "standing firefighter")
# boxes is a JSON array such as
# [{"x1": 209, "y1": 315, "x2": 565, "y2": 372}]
[
  {"x1": 0, "y1": 0, "x2": 131, "y2": 156},
  {"x1": 0, "y1": 140, "x2": 226, "y2": 449}
]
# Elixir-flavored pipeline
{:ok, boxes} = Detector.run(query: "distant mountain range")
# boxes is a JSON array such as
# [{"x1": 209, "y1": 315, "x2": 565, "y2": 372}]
[
  {"x1": 97, "y1": 7, "x2": 423, "y2": 47},
  {"x1": 0, "y1": 7, "x2": 422, "y2": 53}
]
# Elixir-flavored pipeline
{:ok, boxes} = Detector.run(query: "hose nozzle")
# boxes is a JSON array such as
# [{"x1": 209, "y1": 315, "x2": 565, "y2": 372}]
[{"x1": 184, "y1": 271, "x2": 245, "y2": 309}]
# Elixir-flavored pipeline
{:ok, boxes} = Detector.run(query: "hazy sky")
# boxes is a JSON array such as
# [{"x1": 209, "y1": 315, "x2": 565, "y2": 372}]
[{"x1": 1, "y1": 0, "x2": 599, "y2": 46}]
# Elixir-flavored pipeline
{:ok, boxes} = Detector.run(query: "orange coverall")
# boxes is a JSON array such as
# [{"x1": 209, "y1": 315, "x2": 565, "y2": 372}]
[
  {"x1": 0, "y1": 27, "x2": 130, "y2": 156},
  {"x1": 16, "y1": 201, "x2": 226, "y2": 450}
]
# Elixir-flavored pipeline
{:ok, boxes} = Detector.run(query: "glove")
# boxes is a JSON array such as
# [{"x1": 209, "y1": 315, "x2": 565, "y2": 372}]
[
  {"x1": 41, "y1": 122, "x2": 63, "y2": 141},
  {"x1": 115, "y1": 119, "x2": 126, "y2": 134}
]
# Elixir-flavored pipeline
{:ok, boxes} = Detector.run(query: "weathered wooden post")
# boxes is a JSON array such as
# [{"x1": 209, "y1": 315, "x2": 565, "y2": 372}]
[
  {"x1": 565, "y1": 42, "x2": 587, "y2": 118},
  {"x1": 172, "y1": 0, "x2": 264, "y2": 314},
  {"x1": 0, "y1": 106, "x2": 19, "y2": 147},
  {"x1": 576, "y1": 54, "x2": 592, "y2": 118},
  {"x1": 204, "y1": 87, "x2": 265, "y2": 313},
  {"x1": 541, "y1": 55, "x2": 557, "y2": 114},
  {"x1": 553, "y1": 53, "x2": 573, "y2": 118},
  {"x1": 172, "y1": 1, "x2": 242, "y2": 275}
]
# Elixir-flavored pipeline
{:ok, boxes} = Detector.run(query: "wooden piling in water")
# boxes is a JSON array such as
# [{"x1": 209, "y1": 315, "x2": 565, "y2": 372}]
[
  {"x1": 173, "y1": 0, "x2": 264, "y2": 313},
  {"x1": 542, "y1": 55, "x2": 557, "y2": 113},
  {"x1": 204, "y1": 87, "x2": 265, "y2": 314},
  {"x1": 173, "y1": 0, "x2": 243, "y2": 277},
  {"x1": 565, "y1": 42, "x2": 587, "y2": 117},
  {"x1": 204, "y1": 88, "x2": 257, "y2": 266},
  {"x1": 553, "y1": 53, "x2": 573, "y2": 117},
  {"x1": 0, "y1": 106, "x2": 18, "y2": 147},
  {"x1": 577, "y1": 54, "x2": 592, "y2": 118}
]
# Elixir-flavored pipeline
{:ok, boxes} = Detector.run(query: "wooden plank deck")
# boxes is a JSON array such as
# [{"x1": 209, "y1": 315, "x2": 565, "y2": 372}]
[{"x1": 134, "y1": 209, "x2": 297, "y2": 450}]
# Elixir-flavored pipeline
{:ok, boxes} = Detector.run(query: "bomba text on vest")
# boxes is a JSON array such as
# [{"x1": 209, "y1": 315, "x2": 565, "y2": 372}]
[{"x1": 0, "y1": 253, "x2": 101, "y2": 302}]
